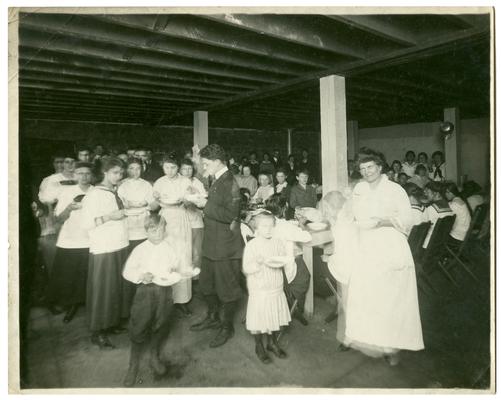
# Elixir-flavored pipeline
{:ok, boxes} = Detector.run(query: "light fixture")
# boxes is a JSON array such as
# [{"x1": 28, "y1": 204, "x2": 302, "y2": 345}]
[{"x1": 440, "y1": 121, "x2": 455, "y2": 140}]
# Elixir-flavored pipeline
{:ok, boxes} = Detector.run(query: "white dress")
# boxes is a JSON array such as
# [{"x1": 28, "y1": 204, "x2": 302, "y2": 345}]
[
  {"x1": 243, "y1": 236, "x2": 291, "y2": 334},
  {"x1": 153, "y1": 174, "x2": 193, "y2": 304},
  {"x1": 345, "y1": 175, "x2": 424, "y2": 355},
  {"x1": 117, "y1": 178, "x2": 154, "y2": 241}
]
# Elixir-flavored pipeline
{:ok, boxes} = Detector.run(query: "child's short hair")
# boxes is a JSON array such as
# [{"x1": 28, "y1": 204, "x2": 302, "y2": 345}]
[
  {"x1": 249, "y1": 209, "x2": 275, "y2": 230},
  {"x1": 144, "y1": 213, "x2": 166, "y2": 231}
]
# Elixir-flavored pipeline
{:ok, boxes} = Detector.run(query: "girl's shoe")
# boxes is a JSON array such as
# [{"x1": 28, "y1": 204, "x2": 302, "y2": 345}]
[
  {"x1": 255, "y1": 344, "x2": 271, "y2": 364},
  {"x1": 266, "y1": 342, "x2": 287, "y2": 359}
]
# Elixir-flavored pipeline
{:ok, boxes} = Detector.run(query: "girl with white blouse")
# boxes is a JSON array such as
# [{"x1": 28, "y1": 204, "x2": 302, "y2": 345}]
[
  {"x1": 117, "y1": 158, "x2": 156, "y2": 251},
  {"x1": 179, "y1": 158, "x2": 207, "y2": 274},
  {"x1": 81, "y1": 157, "x2": 129, "y2": 349},
  {"x1": 47, "y1": 162, "x2": 93, "y2": 324},
  {"x1": 153, "y1": 156, "x2": 194, "y2": 316},
  {"x1": 443, "y1": 182, "x2": 472, "y2": 248},
  {"x1": 251, "y1": 173, "x2": 275, "y2": 204}
]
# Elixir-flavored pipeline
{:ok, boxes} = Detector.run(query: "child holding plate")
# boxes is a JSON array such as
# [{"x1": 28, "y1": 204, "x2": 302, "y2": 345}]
[
  {"x1": 243, "y1": 211, "x2": 292, "y2": 364},
  {"x1": 122, "y1": 214, "x2": 182, "y2": 387}
]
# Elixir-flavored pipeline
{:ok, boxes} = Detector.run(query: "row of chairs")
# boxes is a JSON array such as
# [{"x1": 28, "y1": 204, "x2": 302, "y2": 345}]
[{"x1": 408, "y1": 203, "x2": 489, "y2": 292}]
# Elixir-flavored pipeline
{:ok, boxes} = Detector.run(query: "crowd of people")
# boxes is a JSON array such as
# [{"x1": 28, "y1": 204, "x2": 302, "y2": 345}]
[{"x1": 29, "y1": 141, "x2": 489, "y2": 386}]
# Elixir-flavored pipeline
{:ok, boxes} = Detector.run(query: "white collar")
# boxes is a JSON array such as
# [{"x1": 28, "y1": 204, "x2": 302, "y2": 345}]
[{"x1": 215, "y1": 166, "x2": 228, "y2": 180}]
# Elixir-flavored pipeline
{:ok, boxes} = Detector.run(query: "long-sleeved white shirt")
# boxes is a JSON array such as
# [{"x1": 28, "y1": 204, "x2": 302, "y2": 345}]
[
  {"x1": 449, "y1": 197, "x2": 472, "y2": 241},
  {"x1": 122, "y1": 239, "x2": 180, "y2": 285},
  {"x1": 118, "y1": 178, "x2": 154, "y2": 240}
]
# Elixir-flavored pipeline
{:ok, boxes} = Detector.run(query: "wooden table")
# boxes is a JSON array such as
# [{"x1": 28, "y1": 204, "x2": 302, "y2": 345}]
[{"x1": 302, "y1": 227, "x2": 334, "y2": 318}]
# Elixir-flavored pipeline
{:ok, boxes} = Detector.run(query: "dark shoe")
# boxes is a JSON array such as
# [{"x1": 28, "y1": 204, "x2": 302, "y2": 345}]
[
  {"x1": 293, "y1": 310, "x2": 309, "y2": 326},
  {"x1": 63, "y1": 305, "x2": 79, "y2": 323},
  {"x1": 91, "y1": 333, "x2": 115, "y2": 350},
  {"x1": 324, "y1": 310, "x2": 338, "y2": 323},
  {"x1": 123, "y1": 363, "x2": 139, "y2": 387},
  {"x1": 266, "y1": 342, "x2": 287, "y2": 359},
  {"x1": 48, "y1": 305, "x2": 64, "y2": 315},
  {"x1": 209, "y1": 326, "x2": 234, "y2": 348},
  {"x1": 190, "y1": 313, "x2": 220, "y2": 331},
  {"x1": 175, "y1": 303, "x2": 193, "y2": 317},
  {"x1": 107, "y1": 326, "x2": 128, "y2": 335},
  {"x1": 255, "y1": 344, "x2": 271, "y2": 364},
  {"x1": 337, "y1": 343, "x2": 351, "y2": 352}
]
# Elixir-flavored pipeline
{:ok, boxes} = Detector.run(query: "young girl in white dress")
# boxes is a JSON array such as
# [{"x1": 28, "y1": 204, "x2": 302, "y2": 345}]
[{"x1": 243, "y1": 211, "x2": 291, "y2": 364}]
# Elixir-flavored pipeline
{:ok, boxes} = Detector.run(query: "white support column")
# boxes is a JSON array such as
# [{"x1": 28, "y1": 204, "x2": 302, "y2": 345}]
[
  {"x1": 287, "y1": 128, "x2": 292, "y2": 156},
  {"x1": 193, "y1": 111, "x2": 208, "y2": 148},
  {"x1": 320, "y1": 75, "x2": 348, "y2": 194},
  {"x1": 443, "y1": 107, "x2": 461, "y2": 184},
  {"x1": 347, "y1": 120, "x2": 359, "y2": 160}
]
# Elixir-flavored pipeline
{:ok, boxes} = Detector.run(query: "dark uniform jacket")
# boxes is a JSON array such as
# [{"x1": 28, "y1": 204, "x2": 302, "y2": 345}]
[{"x1": 202, "y1": 170, "x2": 244, "y2": 261}]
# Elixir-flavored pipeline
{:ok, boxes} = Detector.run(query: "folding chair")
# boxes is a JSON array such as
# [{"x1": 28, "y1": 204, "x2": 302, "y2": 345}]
[
  {"x1": 417, "y1": 215, "x2": 456, "y2": 290},
  {"x1": 442, "y1": 204, "x2": 489, "y2": 282},
  {"x1": 466, "y1": 204, "x2": 490, "y2": 255}
]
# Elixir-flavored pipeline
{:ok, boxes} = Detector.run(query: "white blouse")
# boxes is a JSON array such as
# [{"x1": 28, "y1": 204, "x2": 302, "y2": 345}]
[
  {"x1": 185, "y1": 177, "x2": 207, "y2": 229},
  {"x1": 122, "y1": 239, "x2": 180, "y2": 285},
  {"x1": 449, "y1": 197, "x2": 472, "y2": 241},
  {"x1": 153, "y1": 174, "x2": 191, "y2": 205},
  {"x1": 55, "y1": 185, "x2": 92, "y2": 249},
  {"x1": 118, "y1": 178, "x2": 154, "y2": 241},
  {"x1": 80, "y1": 186, "x2": 129, "y2": 255},
  {"x1": 39, "y1": 173, "x2": 75, "y2": 204},
  {"x1": 252, "y1": 185, "x2": 275, "y2": 203}
]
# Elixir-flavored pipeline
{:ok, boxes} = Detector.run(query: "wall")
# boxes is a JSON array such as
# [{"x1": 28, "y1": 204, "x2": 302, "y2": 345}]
[{"x1": 358, "y1": 118, "x2": 491, "y2": 188}]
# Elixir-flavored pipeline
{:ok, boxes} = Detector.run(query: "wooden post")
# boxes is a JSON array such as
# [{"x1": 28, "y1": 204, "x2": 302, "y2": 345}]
[
  {"x1": 443, "y1": 107, "x2": 461, "y2": 184},
  {"x1": 320, "y1": 75, "x2": 348, "y2": 195},
  {"x1": 287, "y1": 128, "x2": 292, "y2": 156},
  {"x1": 347, "y1": 120, "x2": 359, "y2": 160},
  {"x1": 193, "y1": 111, "x2": 208, "y2": 148}
]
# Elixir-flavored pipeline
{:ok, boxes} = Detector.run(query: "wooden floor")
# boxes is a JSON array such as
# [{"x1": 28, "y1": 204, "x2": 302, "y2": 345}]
[{"x1": 22, "y1": 247, "x2": 491, "y2": 391}]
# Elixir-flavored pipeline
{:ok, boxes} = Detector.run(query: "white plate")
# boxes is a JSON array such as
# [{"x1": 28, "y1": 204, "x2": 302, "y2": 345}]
[
  {"x1": 307, "y1": 222, "x2": 328, "y2": 231},
  {"x1": 152, "y1": 272, "x2": 182, "y2": 287}
]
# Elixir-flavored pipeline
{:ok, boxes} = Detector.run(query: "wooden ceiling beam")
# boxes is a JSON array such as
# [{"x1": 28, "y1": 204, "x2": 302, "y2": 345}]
[
  {"x1": 20, "y1": 13, "x2": 314, "y2": 77},
  {"x1": 19, "y1": 47, "x2": 265, "y2": 90},
  {"x1": 19, "y1": 71, "x2": 226, "y2": 101},
  {"x1": 94, "y1": 14, "x2": 342, "y2": 69},
  {"x1": 19, "y1": 27, "x2": 288, "y2": 84},
  {"x1": 165, "y1": 25, "x2": 488, "y2": 122},
  {"x1": 20, "y1": 80, "x2": 210, "y2": 105},
  {"x1": 19, "y1": 60, "x2": 242, "y2": 96},
  {"x1": 326, "y1": 15, "x2": 417, "y2": 47},
  {"x1": 201, "y1": 14, "x2": 367, "y2": 60}
]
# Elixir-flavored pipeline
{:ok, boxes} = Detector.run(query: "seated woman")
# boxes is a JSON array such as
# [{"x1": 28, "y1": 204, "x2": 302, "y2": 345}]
[
  {"x1": 391, "y1": 160, "x2": 402, "y2": 176},
  {"x1": 403, "y1": 182, "x2": 428, "y2": 226},
  {"x1": 251, "y1": 173, "x2": 275, "y2": 205},
  {"x1": 461, "y1": 180, "x2": 485, "y2": 213},
  {"x1": 397, "y1": 172, "x2": 409, "y2": 186},
  {"x1": 265, "y1": 194, "x2": 312, "y2": 325},
  {"x1": 422, "y1": 181, "x2": 454, "y2": 249},
  {"x1": 236, "y1": 165, "x2": 258, "y2": 197},
  {"x1": 408, "y1": 164, "x2": 430, "y2": 189},
  {"x1": 443, "y1": 181, "x2": 472, "y2": 249}
]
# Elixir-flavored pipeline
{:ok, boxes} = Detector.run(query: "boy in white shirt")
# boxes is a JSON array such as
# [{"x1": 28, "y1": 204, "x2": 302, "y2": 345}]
[{"x1": 122, "y1": 214, "x2": 182, "y2": 387}]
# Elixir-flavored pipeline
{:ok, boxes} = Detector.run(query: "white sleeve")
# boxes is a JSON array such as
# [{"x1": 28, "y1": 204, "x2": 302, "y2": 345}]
[
  {"x1": 117, "y1": 183, "x2": 126, "y2": 201},
  {"x1": 122, "y1": 246, "x2": 143, "y2": 284},
  {"x1": 277, "y1": 223, "x2": 312, "y2": 243},
  {"x1": 54, "y1": 188, "x2": 72, "y2": 217},
  {"x1": 390, "y1": 186, "x2": 414, "y2": 235},
  {"x1": 144, "y1": 181, "x2": 155, "y2": 204},
  {"x1": 242, "y1": 242, "x2": 262, "y2": 275},
  {"x1": 39, "y1": 180, "x2": 61, "y2": 204},
  {"x1": 80, "y1": 191, "x2": 100, "y2": 231}
]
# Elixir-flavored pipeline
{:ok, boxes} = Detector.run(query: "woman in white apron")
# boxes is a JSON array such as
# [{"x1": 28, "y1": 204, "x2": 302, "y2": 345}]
[
  {"x1": 153, "y1": 156, "x2": 193, "y2": 316},
  {"x1": 345, "y1": 149, "x2": 424, "y2": 366}
]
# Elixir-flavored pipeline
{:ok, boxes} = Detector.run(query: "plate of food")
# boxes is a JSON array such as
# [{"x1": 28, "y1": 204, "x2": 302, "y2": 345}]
[
  {"x1": 307, "y1": 222, "x2": 328, "y2": 231},
  {"x1": 265, "y1": 256, "x2": 292, "y2": 268},
  {"x1": 179, "y1": 267, "x2": 201, "y2": 278},
  {"x1": 152, "y1": 272, "x2": 182, "y2": 287}
]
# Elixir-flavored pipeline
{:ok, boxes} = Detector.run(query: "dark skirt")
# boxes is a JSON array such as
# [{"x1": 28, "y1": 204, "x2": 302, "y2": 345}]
[
  {"x1": 129, "y1": 284, "x2": 174, "y2": 343},
  {"x1": 48, "y1": 247, "x2": 89, "y2": 307},
  {"x1": 86, "y1": 247, "x2": 130, "y2": 332}
]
